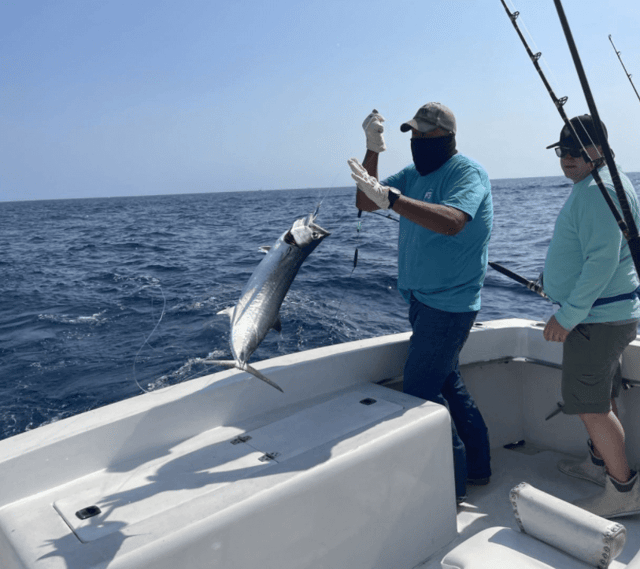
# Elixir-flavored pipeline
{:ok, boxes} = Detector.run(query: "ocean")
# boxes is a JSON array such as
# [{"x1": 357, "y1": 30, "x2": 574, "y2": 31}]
[{"x1": 2, "y1": 172, "x2": 640, "y2": 442}]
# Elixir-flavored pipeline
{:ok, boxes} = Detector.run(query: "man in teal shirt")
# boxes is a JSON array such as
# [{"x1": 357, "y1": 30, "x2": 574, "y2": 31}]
[
  {"x1": 543, "y1": 115, "x2": 640, "y2": 518},
  {"x1": 348, "y1": 103, "x2": 493, "y2": 503}
]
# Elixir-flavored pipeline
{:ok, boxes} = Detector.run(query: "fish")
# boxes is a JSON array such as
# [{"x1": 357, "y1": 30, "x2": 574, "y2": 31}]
[{"x1": 210, "y1": 209, "x2": 330, "y2": 392}]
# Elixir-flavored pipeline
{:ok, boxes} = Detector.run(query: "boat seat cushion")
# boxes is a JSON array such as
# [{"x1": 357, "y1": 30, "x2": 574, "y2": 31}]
[
  {"x1": 441, "y1": 526, "x2": 603, "y2": 569},
  {"x1": 442, "y1": 482, "x2": 626, "y2": 569},
  {"x1": 510, "y1": 482, "x2": 625, "y2": 568}
]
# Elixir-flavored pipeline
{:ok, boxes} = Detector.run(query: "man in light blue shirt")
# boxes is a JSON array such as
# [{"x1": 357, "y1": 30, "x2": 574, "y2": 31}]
[
  {"x1": 543, "y1": 115, "x2": 640, "y2": 518},
  {"x1": 348, "y1": 103, "x2": 493, "y2": 504}
]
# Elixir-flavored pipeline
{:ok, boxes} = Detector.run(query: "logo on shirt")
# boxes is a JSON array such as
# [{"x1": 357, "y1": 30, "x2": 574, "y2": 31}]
[{"x1": 423, "y1": 190, "x2": 433, "y2": 201}]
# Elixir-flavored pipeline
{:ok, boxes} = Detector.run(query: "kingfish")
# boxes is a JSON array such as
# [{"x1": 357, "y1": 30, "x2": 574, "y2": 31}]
[{"x1": 211, "y1": 210, "x2": 330, "y2": 392}]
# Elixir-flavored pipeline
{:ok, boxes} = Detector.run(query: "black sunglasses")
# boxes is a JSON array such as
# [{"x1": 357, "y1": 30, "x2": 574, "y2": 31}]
[{"x1": 555, "y1": 146, "x2": 584, "y2": 158}]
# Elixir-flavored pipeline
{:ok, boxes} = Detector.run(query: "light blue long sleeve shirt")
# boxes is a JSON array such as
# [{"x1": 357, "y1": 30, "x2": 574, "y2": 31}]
[{"x1": 544, "y1": 165, "x2": 640, "y2": 330}]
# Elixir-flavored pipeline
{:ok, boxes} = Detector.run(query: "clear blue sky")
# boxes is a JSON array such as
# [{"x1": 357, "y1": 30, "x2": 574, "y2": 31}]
[{"x1": 2, "y1": 0, "x2": 640, "y2": 201}]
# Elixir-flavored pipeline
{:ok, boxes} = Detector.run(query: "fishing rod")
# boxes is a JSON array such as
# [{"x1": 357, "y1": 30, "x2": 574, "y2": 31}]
[
  {"x1": 552, "y1": 0, "x2": 640, "y2": 278},
  {"x1": 500, "y1": 0, "x2": 640, "y2": 280},
  {"x1": 609, "y1": 34, "x2": 640, "y2": 105},
  {"x1": 498, "y1": 0, "x2": 623, "y2": 237},
  {"x1": 488, "y1": 262, "x2": 547, "y2": 299},
  {"x1": 369, "y1": 210, "x2": 399, "y2": 223}
]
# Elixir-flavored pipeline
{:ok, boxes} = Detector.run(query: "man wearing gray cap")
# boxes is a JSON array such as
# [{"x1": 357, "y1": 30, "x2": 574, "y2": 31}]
[{"x1": 348, "y1": 103, "x2": 493, "y2": 503}]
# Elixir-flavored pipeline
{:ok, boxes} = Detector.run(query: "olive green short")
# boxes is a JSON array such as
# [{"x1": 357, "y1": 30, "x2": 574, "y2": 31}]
[{"x1": 562, "y1": 322, "x2": 638, "y2": 415}]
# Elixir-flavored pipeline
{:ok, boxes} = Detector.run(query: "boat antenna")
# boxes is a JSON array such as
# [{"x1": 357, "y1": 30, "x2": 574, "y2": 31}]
[
  {"x1": 500, "y1": 0, "x2": 640, "y2": 280},
  {"x1": 609, "y1": 34, "x2": 640, "y2": 105}
]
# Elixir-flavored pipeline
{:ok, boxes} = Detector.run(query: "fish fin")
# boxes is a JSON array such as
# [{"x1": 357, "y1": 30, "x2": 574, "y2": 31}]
[
  {"x1": 205, "y1": 359, "x2": 237, "y2": 368},
  {"x1": 204, "y1": 360, "x2": 284, "y2": 393},
  {"x1": 310, "y1": 203, "x2": 321, "y2": 222},
  {"x1": 217, "y1": 306, "x2": 234, "y2": 318},
  {"x1": 271, "y1": 316, "x2": 282, "y2": 333},
  {"x1": 243, "y1": 363, "x2": 284, "y2": 393},
  {"x1": 258, "y1": 246, "x2": 271, "y2": 254}
]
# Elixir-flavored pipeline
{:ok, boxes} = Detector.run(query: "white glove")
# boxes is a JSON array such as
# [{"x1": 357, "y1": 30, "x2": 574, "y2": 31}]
[
  {"x1": 362, "y1": 109, "x2": 386, "y2": 153},
  {"x1": 348, "y1": 157, "x2": 391, "y2": 209}
]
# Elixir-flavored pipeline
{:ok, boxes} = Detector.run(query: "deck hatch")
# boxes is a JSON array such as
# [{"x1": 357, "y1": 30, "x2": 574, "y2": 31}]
[
  {"x1": 53, "y1": 391, "x2": 402, "y2": 543},
  {"x1": 245, "y1": 391, "x2": 402, "y2": 463}
]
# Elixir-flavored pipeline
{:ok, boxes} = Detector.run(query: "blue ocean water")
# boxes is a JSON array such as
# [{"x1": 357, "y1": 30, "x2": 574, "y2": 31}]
[{"x1": 2, "y1": 173, "x2": 639, "y2": 441}]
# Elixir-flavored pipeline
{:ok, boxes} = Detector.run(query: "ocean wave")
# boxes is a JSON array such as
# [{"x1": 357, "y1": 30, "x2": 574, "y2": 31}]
[{"x1": 38, "y1": 311, "x2": 107, "y2": 326}]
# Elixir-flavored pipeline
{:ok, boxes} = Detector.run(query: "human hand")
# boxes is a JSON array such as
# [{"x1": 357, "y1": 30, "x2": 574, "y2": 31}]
[
  {"x1": 362, "y1": 109, "x2": 386, "y2": 153},
  {"x1": 348, "y1": 158, "x2": 390, "y2": 209},
  {"x1": 543, "y1": 315, "x2": 570, "y2": 342}
]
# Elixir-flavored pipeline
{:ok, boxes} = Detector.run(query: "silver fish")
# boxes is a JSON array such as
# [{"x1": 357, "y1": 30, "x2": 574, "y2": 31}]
[{"x1": 211, "y1": 210, "x2": 330, "y2": 392}]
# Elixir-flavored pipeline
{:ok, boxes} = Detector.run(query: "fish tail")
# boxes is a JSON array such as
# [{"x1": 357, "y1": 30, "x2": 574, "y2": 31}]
[
  {"x1": 205, "y1": 359, "x2": 237, "y2": 368},
  {"x1": 206, "y1": 360, "x2": 284, "y2": 393},
  {"x1": 242, "y1": 363, "x2": 284, "y2": 393}
]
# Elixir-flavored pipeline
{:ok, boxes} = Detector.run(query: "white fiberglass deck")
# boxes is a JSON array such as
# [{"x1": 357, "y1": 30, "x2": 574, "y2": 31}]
[
  {"x1": 52, "y1": 390, "x2": 403, "y2": 544},
  {"x1": 416, "y1": 445, "x2": 640, "y2": 568},
  {"x1": 2, "y1": 319, "x2": 640, "y2": 569},
  {"x1": 0, "y1": 384, "x2": 457, "y2": 569}
]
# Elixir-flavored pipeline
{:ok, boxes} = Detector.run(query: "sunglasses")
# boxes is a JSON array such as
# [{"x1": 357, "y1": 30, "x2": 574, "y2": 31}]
[{"x1": 555, "y1": 146, "x2": 584, "y2": 158}]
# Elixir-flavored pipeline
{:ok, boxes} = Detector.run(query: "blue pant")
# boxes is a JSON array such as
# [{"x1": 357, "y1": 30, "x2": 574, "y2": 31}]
[{"x1": 403, "y1": 296, "x2": 491, "y2": 499}]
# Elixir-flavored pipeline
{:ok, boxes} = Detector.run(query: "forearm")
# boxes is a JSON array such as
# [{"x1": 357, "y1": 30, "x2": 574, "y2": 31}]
[
  {"x1": 362, "y1": 149, "x2": 378, "y2": 178},
  {"x1": 356, "y1": 190, "x2": 379, "y2": 211},
  {"x1": 392, "y1": 195, "x2": 467, "y2": 235}
]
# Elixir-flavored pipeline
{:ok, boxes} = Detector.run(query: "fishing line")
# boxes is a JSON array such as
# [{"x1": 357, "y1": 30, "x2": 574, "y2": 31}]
[
  {"x1": 609, "y1": 35, "x2": 640, "y2": 105},
  {"x1": 323, "y1": 205, "x2": 399, "y2": 343},
  {"x1": 313, "y1": 174, "x2": 399, "y2": 275},
  {"x1": 351, "y1": 210, "x2": 399, "y2": 272},
  {"x1": 504, "y1": 0, "x2": 563, "y2": 96},
  {"x1": 368, "y1": 210, "x2": 400, "y2": 223},
  {"x1": 501, "y1": 0, "x2": 640, "y2": 277},
  {"x1": 132, "y1": 282, "x2": 167, "y2": 394},
  {"x1": 553, "y1": 0, "x2": 640, "y2": 276},
  {"x1": 308, "y1": 174, "x2": 366, "y2": 342}
]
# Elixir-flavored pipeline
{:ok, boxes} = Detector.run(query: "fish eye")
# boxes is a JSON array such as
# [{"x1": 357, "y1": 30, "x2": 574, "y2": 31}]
[{"x1": 312, "y1": 232, "x2": 319, "y2": 238}]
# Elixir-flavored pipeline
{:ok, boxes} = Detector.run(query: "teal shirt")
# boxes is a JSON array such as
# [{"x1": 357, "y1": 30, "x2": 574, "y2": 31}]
[
  {"x1": 382, "y1": 154, "x2": 493, "y2": 312},
  {"x1": 544, "y1": 165, "x2": 640, "y2": 330}
]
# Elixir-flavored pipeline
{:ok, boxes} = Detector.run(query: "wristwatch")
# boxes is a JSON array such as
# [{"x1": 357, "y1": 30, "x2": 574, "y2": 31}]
[{"x1": 388, "y1": 188, "x2": 401, "y2": 210}]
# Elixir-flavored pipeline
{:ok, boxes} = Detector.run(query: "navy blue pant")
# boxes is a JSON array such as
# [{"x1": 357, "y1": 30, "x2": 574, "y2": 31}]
[{"x1": 403, "y1": 296, "x2": 492, "y2": 499}]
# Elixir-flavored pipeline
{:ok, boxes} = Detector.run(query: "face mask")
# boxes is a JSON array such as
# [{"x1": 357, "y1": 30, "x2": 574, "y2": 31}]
[{"x1": 411, "y1": 135, "x2": 457, "y2": 176}]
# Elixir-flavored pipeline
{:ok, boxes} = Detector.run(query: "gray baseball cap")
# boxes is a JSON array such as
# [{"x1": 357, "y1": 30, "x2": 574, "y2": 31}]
[{"x1": 400, "y1": 102, "x2": 457, "y2": 134}]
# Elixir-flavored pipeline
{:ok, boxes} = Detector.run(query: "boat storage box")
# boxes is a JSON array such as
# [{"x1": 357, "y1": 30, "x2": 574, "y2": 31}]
[{"x1": 0, "y1": 384, "x2": 457, "y2": 569}]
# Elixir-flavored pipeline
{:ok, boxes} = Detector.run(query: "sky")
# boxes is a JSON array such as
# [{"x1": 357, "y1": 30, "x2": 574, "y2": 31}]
[{"x1": 2, "y1": 0, "x2": 640, "y2": 201}]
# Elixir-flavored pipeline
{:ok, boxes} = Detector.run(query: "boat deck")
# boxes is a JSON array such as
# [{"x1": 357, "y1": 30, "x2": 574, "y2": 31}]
[
  {"x1": 417, "y1": 445, "x2": 640, "y2": 568},
  {"x1": 4, "y1": 321, "x2": 640, "y2": 569}
]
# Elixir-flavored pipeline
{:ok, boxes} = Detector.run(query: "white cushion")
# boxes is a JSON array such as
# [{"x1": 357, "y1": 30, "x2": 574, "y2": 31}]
[
  {"x1": 511, "y1": 483, "x2": 626, "y2": 568},
  {"x1": 441, "y1": 483, "x2": 627, "y2": 569},
  {"x1": 441, "y1": 527, "x2": 601, "y2": 569}
]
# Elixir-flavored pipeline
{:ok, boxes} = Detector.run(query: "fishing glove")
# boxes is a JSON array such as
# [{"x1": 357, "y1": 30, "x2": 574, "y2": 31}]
[
  {"x1": 362, "y1": 109, "x2": 386, "y2": 153},
  {"x1": 348, "y1": 158, "x2": 391, "y2": 209}
]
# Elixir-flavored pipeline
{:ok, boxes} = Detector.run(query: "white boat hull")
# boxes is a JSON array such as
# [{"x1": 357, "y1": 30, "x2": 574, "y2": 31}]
[{"x1": 2, "y1": 318, "x2": 640, "y2": 568}]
